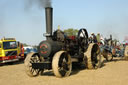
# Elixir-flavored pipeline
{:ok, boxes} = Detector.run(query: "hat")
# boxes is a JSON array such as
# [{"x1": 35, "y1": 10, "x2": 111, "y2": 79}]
[
  {"x1": 97, "y1": 33, "x2": 100, "y2": 35},
  {"x1": 91, "y1": 32, "x2": 94, "y2": 35}
]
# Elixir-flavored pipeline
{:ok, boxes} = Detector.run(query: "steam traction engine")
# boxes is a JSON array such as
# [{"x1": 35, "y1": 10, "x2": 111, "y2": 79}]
[
  {"x1": 24, "y1": 7, "x2": 102, "y2": 77},
  {"x1": 100, "y1": 35, "x2": 114, "y2": 61}
]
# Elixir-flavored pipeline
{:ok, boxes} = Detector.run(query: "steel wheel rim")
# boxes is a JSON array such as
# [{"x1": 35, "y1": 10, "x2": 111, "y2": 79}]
[
  {"x1": 91, "y1": 46, "x2": 101, "y2": 68},
  {"x1": 28, "y1": 55, "x2": 40, "y2": 76},
  {"x1": 107, "y1": 53, "x2": 112, "y2": 60},
  {"x1": 58, "y1": 53, "x2": 71, "y2": 77}
]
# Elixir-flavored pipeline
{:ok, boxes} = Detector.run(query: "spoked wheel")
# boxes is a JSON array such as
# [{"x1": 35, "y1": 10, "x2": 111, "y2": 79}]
[
  {"x1": 24, "y1": 52, "x2": 42, "y2": 77},
  {"x1": 77, "y1": 28, "x2": 88, "y2": 51},
  {"x1": 112, "y1": 48, "x2": 116, "y2": 56},
  {"x1": 52, "y1": 51, "x2": 72, "y2": 78},
  {"x1": 84, "y1": 43, "x2": 102, "y2": 69},
  {"x1": 106, "y1": 52, "x2": 113, "y2": 61}
]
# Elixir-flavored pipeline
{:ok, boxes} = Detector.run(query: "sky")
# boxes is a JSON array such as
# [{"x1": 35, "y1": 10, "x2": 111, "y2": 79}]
[{"x1": 0, "y1": 0, "x2": 128, "y2": 45}]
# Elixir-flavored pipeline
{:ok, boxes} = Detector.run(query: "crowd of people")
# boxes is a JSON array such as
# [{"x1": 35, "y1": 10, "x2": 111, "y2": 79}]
[
  {"x1": 89, "y1": 33, "x2": 123, "y2": 47},
  {"x1": 89, "y1": 32, "x2": 126, "y2": 57}
]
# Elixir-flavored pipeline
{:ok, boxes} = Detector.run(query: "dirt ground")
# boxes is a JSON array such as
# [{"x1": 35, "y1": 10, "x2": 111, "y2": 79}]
[{"x1": 0, "y1": 58, "x2": 128, "y2": 85}]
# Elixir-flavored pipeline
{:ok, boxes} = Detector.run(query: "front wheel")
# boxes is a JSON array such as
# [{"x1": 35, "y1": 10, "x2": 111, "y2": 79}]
[
  {"x1": 52, "y1": 51, "x2": 72, "y2": 78},
  {"x1": 24, "y1": 52, "x2": 42, "y2": 77}
]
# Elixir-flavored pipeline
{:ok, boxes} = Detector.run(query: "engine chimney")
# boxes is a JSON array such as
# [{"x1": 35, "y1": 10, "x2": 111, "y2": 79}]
[{"x1": 45, "y1": 7, "x2": 53, "y2": 40}]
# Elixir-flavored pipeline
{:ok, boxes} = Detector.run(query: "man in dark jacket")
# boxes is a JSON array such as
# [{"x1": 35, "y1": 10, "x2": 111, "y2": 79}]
[{"x1": 91, "y1": 33, "x2": 97, "y2": 43}]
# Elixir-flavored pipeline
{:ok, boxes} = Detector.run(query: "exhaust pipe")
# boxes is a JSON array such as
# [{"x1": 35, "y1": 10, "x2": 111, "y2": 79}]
[{"x1": 45, "y1": 7, "x2": 53, "y2": 40}]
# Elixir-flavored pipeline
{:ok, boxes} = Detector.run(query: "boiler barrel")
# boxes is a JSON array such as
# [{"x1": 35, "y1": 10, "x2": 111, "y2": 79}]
[{"x1": 38, "y1": 40, "x2": 63, "y2": 58}]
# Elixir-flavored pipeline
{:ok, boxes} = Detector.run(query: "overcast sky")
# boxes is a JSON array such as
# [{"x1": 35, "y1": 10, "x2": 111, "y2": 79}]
[{"x1": 0, "y1": 0, "x2": 128, "y2": 45}]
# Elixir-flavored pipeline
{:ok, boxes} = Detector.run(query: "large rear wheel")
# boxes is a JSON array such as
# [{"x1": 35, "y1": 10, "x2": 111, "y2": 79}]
[
  {"x1": 84, "y1": 43, "x2": 102, "y2": 69},
  {"x1": 24, "y1": 52, "x2": 42, "y2": 77},
  {"x1": 124, "y1": 45, "x2": 128, "y2": 57},
  {"x1": 106, "y1": 52, "x2": 113, "y2": 61},
  {"x1": 124, "y1": 45, "x2": 128, "y2": 60},
  {"x1": 52, "y1": 51, "x2": 72, "y2": 78}
]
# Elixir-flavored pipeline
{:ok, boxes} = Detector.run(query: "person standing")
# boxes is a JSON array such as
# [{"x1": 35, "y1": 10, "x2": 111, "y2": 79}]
[
  {"x1": 91, "y1": 33, "x2": 97, "y2": 43},
  {"x1": 96, "y1": 33, "x2": 101, "y2": 44}
]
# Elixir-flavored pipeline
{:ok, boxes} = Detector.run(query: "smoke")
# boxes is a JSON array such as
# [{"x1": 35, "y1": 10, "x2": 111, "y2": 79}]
[{"x1": 25, "y1": 0, "x2": 52, "y2": 9}]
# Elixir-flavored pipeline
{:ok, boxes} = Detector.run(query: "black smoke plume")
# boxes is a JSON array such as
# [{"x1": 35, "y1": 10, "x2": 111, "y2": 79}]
[{"x1": 25, "y1": 0, "x2": 52, "y2": 9}]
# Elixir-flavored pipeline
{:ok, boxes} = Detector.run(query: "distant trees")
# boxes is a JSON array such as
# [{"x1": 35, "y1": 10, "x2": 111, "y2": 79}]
[
  {"x1": 23, "y1": 43, "x2": 29, "y2": 47},
  {"x1": 22, "y1": 43, "x2": 38, "y2": 48},
  {"x1": 64, "y1": 28, "x2": 78, "y2": 36}
]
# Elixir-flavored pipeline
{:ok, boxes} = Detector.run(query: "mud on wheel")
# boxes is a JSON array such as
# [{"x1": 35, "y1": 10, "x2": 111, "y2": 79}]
[
  {"x1": 24, "y1": 52, "x2": 42, "y2": 77},
  {"x1": 84, "y1": 43, "x2": 102, "y2": 69},
  {"x1": 52, "y1": 51, "x2": 72, "y2": 78}
]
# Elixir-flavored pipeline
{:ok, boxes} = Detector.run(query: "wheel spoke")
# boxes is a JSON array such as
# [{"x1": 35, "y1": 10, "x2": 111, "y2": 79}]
[
  {"x1": 30, "y1": 60, "x2": 33, "y2": 64},
  {"x1": 31, "y1": 68, "x2": 34, "y2": 73},
  {"x1": 35, "y1": 69, "x2": 39, "y2": 74},
  {"x1": 30, "y1": 59, "x2": 35, "y2": 63},
  {"x1": 24, "y1": 53, "x2": 41, "y2": 77}
]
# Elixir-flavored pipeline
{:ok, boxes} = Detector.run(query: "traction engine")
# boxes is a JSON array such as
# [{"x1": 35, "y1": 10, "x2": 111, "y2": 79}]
[{"x1": 24, "y1": 7, "x2": 102, "y2": 77}]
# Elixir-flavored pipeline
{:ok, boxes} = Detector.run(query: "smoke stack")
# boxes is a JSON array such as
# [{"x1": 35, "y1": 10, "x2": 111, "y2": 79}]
[
  {"x1": 45, "y1": 7, "x2": 53, "y2": 40},
  {"x1": 110, "y1": 34, "x2": 112, "y2": 40}
]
